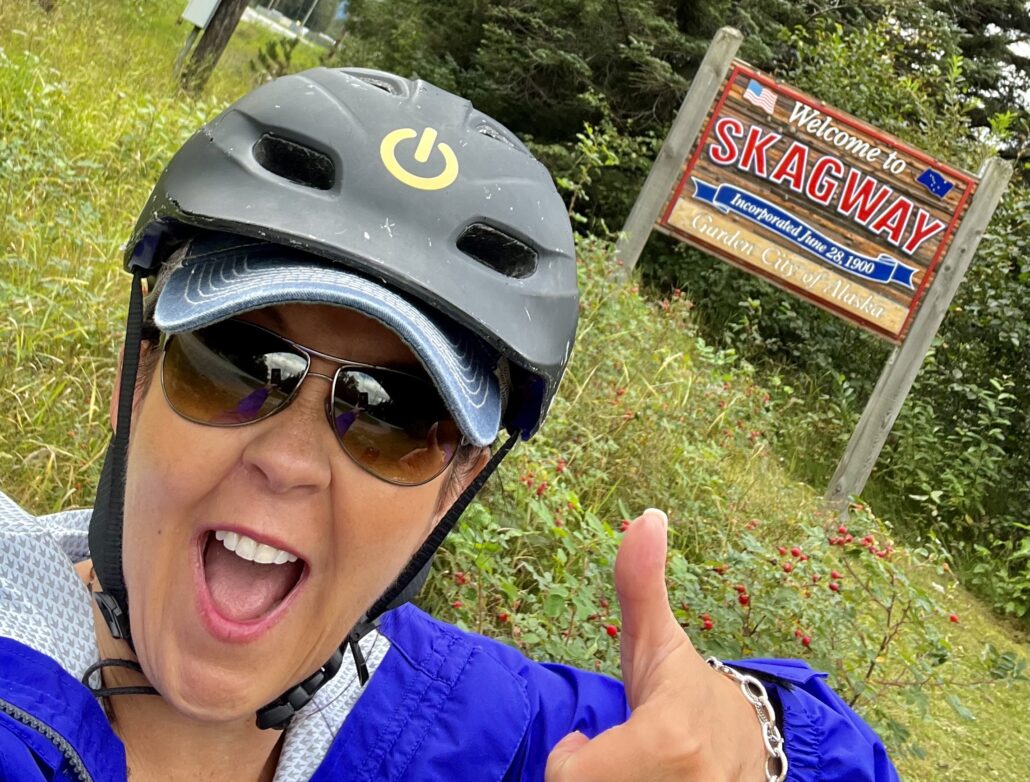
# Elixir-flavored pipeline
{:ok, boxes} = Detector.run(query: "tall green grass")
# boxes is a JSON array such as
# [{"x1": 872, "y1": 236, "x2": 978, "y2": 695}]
[{"x1": 0, "y1": 2, "x2": 1027, "y2": 779}]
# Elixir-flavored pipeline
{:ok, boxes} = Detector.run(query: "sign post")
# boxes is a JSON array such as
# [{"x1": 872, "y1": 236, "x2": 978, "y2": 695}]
[
  {"x1": 614, "y1": 27, "x2": 743, "y2": 280},
  {"x1": 617, "y1": 28, "x2": 1011, "y2": 512},
  {"x1": 180, "y1": 0, "x2": 250, "y2": 93},
  {"x1": 824, "y1": 156, "x2": 1012, "y2": 506}
]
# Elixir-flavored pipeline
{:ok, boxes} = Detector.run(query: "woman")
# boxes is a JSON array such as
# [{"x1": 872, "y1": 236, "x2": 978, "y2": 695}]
[{"x1": 0, "y1": 67, "x2": 897, "y2": 781}]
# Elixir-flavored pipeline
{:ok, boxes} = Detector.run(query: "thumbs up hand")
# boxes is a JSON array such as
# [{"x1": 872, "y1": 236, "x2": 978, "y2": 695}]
[{"x1": 545, "y1": 509, "x2": 767, "y2": 781}]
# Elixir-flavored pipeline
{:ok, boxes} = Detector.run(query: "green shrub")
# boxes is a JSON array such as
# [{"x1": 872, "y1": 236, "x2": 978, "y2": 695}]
[{"x1": 419, "y1": 242, "x2": 1025, "y2": 757}]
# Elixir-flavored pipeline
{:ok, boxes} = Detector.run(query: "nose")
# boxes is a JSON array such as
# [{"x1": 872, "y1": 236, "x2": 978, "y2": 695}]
[{"x1": 239, "y1": 371, "x2": 337, "y2": 495}]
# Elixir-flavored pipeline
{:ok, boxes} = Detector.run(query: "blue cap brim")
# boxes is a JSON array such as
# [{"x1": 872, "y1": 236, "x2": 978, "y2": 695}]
[{"x1": 153, "y1": 241, "x2": 501, "y2": 446}]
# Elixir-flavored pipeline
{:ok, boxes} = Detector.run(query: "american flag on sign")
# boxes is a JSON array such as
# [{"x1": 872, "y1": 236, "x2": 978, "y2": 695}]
[{"x1": 743, "y1": 79, "x2": 777, "y2": 114}]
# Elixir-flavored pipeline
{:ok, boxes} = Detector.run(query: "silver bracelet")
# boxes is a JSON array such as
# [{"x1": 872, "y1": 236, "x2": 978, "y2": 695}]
[{"x1": 706, "y1": 657, "x2": 789, "y2": 782}]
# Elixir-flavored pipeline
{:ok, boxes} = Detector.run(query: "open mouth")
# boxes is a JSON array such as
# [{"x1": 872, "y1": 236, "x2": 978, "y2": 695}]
[{"x1": 197, "y1": 529, "x2": 307, "y2": 636}]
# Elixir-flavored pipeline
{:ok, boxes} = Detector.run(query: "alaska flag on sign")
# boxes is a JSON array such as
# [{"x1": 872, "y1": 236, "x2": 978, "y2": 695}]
[{"x1": 916, "y1": 168, "x2": 954, "y2": 199}]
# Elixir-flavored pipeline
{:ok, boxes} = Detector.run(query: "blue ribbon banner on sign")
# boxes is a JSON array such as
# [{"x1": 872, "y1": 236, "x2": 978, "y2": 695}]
[{"x1": 691, "y1": 178, "x2": 917, "y2": 290}]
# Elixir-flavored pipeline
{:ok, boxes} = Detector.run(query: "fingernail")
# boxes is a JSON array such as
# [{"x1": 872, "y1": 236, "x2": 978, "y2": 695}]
[{"x1": 644, "y1": 507, "x2": 669, "y2": 528}]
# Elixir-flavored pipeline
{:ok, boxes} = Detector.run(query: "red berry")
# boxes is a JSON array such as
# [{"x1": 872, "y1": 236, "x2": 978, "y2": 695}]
[
  {"x1": 452, "y1": 600, "x2": 463, "y2": 608},
  {"x1": 801, "y1": 635, "x2": 811, "y2": 647},
  {"x1": 811, "y1": 574, "x2": 821, "y2": 583},
  {"x1": 620, "y1": 520, "x2": 631, "y2": 532},
  {"x1": 605, "y1": 624, "x2": 618, "y2": 638},
  {"x1": 844, "y1": 534, "x2": 854, "y2": 543},
  {"x1": 497, "y1": 611, "x2": 510, "y2": 623},
  {"x1": 799, "y1": 554, "x2": 809, "y2": 562},
  {"x1": 782, "y1": 562, "x2": 794, "y2": 573},
  {"x1": 829, "y1": 582, "x2": 840, "y2": 593},
  {"x1": 734, "y1": 584, "x2": 747, "y2": 594},
  {"x1": 838, "y1": 525, "x2": 848, "y2": 534},
  {"x1": 536, "y1": 481, "x2": 549, "y2": 496},
  {"x1": 791, "y1": 547, "x2": 802, "y2": 557},
  {"x1": 453, "y1": 571, "x2": 468, "y2": 585},
  {"x1": 713, "y1": 564, "x2": 729, "y2": 575},
  {"x1": 831, "y1": 570, "x2": 842, "y2": 580},
  {"x1": 702, "y1": 618, "x2": 714, "y2": 631},
  {"x1": 555, "y1": 459, "x2": 567, "y2": 474},
  {"x1": 949, "y1": 613, "x2": 959, "y2": 623},
  {"x1": 701, "y1": 612, "x2": 712, "y2": 621},
  {"x1": 777, "y1": 546, "x2": 787, "y2": 556},
  {"x1": 794, "y1": 629, "x2": 803, "y2": 638},
  {"x1": 738, "y1": 594, "x2": 750, "y2": 606}
]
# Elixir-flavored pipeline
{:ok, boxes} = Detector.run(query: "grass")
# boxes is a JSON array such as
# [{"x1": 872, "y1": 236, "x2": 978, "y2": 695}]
[{"x1": 0, "y1": 1, "x2": 1027, "y2": 779}]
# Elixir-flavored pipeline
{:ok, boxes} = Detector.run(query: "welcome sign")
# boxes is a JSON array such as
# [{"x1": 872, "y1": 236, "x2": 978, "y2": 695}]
[{"x1": 656, "y1": 62, "x2": 977, "y2": 342}]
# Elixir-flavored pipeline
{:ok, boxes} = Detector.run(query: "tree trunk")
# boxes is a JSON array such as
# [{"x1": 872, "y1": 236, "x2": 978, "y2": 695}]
[{"x1": 180, "y1": 0, "x2": 251, "y2": 94}]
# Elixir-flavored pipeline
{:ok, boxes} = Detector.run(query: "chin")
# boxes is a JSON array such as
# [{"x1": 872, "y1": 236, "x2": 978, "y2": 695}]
[{"x1": 153, "y1": 661, "x2": 272, "y2": 724}]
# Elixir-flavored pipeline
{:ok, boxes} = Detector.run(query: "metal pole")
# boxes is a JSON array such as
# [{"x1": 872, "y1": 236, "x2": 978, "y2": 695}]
[
  {"x1": 824, "y1": 157, "x2": 1013, "y2": 509},
  {"x1": 299, "y1": 0, "x2": 319, "y2": 29},
  {"x1": 613, "y1": 27, "x2": 743, "y2": 281},
  {"x1": 174, "y1": 26, "x2": 201, "y2": 77}
]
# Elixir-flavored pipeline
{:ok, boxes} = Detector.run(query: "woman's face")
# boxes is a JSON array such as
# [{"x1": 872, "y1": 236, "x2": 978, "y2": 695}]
[{"x1": 117, "y1": 303, "x2": 475, "y2": 722}]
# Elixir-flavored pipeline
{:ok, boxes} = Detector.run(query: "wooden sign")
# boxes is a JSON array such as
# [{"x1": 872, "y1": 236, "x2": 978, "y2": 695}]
[
  {"x1": 615, "y1": 28, "x2": 1010, "y2": 509},
  {"x1": 655, "y1": 62, "x2": 978, "y2": 342}
]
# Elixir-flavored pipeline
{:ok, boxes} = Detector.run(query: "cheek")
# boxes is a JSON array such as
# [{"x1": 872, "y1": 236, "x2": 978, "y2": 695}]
[
  {"x1": 318, "y1": 481, "x2": 444, "y2": 622},
  {"x1": 120, "y1": 393, "x2": 239, "y2": 612}
]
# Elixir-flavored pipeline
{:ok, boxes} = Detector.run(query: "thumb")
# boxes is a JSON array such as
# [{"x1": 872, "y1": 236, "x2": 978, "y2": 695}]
[
  {"x1": 544, "y1": 731, "x2": 591, "y2": 780},
  {"x1": 615, "y1": 508, "x2": 688, "y2": 705}
]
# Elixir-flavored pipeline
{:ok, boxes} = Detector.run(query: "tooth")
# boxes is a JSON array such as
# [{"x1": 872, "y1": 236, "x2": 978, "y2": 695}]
[
  {"x1": 235, "y1": 535, "x2": 257, "y2": 561},
  {"x1": 222, "y1": 531, "x2": 239, "y2": 552},
  {"x1": 253, "y1": 543, "x2": 278, "y2": 564},
  {"x1": 273, "y1": 550, "x2": 290, "y2": 565},
  {"x1": 286, "y1": 553, "x2": 298, "y2": 563},
  {"x1": 214, "y1": 530, "x2": 227, "y2": 542}
]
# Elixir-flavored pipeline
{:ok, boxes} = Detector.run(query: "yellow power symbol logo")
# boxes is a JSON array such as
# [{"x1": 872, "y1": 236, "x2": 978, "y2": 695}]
[{"x1": 379, "y1": 127, "x2": 458, "y2": 191}]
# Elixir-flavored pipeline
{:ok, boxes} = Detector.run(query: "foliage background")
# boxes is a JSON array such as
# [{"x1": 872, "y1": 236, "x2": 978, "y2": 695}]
[{"x1": 0, "y1": 1, "x2": 1027, "y2": 779}]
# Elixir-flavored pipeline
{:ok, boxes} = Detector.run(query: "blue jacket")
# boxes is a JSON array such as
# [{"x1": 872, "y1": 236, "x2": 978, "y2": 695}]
[{"x1": 0, "y1": 602, "x2": 897, "y2": 781}]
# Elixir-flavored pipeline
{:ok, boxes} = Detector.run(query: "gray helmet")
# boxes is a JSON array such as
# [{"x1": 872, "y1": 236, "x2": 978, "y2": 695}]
[{"x1": 125, "y1": 67, "x2": 578, "y2": 436}]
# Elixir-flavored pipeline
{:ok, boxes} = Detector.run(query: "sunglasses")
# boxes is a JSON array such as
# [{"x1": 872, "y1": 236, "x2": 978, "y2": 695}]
[{"x1": 159, "y1": 318, "x2": 463, "y2": 485}]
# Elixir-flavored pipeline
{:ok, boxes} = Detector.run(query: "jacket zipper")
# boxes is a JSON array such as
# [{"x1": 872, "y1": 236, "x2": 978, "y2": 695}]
[{"x1": 0, "y1": 695, "x2": 94, "y2": 782}]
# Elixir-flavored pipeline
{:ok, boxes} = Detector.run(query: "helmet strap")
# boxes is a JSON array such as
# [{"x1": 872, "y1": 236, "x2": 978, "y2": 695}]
[
  {"x1": 254, "y1": 430, "x2": 520, "y2": 731},
  {"x1": 367, "y1": 431, "x2": 519, "y2": 620},
  {"x1": 90, "y1": 269, "x2": 146, "y2": 645}
]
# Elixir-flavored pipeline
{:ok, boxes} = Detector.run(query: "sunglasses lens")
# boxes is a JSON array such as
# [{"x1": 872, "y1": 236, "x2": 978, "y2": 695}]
[
  {"x1": 162, "y1": 322, "x2": 306, "y2": 425},
  {"x1": 332, "y1": 369, "x2": 461, "y2": 485}
]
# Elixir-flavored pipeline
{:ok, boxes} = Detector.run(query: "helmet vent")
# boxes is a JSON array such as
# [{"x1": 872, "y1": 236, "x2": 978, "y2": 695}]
[
  {"x1": 457, "y1": 223, "x2": 538, "y2": 279},
  {"x1": 361, "y1": 76, "x2": 399, "y2": 94},
  {"x1": 476, "y1": 123, "x2": 515, "y2": 148},
  {"x1": 253, "y1": 134, "x2": 335, "y2": 191}
]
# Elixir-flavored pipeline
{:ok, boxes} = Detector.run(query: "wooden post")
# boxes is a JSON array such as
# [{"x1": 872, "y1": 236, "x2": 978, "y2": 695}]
[
  {"x1": 613, "y1": 27, "x2": 743, "y2": 281},
  {"x1": 824, "y1": 157, "x2": 1013, "y2": 508},
  {"x1": 180, "y1": 0, "x2": 251, "y2": 94}
]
